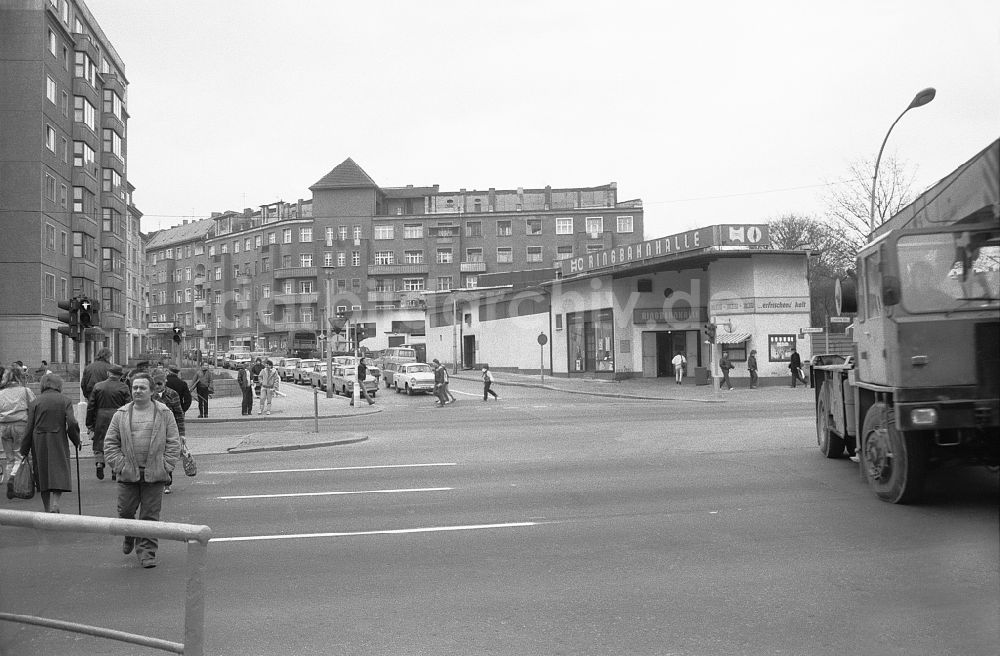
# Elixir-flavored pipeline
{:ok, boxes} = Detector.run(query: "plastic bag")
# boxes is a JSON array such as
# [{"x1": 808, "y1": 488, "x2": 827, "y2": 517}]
[
  {"x1": 6, "y1": 456, "x2": 34, "y2": 500},
  {"x1": 181, "y1": 447, "x2": 197, "y2": 477}
]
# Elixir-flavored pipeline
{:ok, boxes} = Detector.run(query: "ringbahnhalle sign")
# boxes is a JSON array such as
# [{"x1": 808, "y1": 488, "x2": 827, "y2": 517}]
[{"x1": 560, "y1": 224, "x2": 770, "y2": 277}]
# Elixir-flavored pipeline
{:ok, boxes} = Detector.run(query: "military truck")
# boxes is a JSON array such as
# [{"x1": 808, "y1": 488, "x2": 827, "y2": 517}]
[{"x1": 812, "y1": 139, "x2": 999, "y2": 503}]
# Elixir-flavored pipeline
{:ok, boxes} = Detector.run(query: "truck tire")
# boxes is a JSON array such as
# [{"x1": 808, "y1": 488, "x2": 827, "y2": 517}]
[
  {"x1": 816, "y1": 383, "x2": 845, "y2": 458},
  {"x1": 860, "y1": 402, "x2": 926, "y2": 504}
]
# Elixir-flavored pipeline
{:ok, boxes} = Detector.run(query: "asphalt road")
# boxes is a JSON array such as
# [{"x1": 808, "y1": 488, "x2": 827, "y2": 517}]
[{"x1": 2, "y1": 380, "x2": 997, "y2": 655}]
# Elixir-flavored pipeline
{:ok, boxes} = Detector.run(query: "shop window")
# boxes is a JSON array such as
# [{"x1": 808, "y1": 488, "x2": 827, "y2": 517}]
[{"x1": 566, "y1": 309, "x2": 614, "y2": 372}]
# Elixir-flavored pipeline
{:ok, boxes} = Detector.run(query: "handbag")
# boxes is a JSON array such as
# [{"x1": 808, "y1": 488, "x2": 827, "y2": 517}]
[
  {"x1": 181, "y1": 446, "x2": 197, "y2": 477},
  {"x1": 6, "y1": 455, "x2": 35, "y2": 500}
]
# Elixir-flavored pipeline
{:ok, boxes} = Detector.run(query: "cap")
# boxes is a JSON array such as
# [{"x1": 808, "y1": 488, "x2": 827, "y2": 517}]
[
  {"x1": 432, "y1": 359, "x2": 440, "y2": 364},
  {"x1": 108, "y1": 364, "x2": 124, "y2": 376},
  {"x1": 168, "y1": 365, "x2": 180, "y2": 373}
]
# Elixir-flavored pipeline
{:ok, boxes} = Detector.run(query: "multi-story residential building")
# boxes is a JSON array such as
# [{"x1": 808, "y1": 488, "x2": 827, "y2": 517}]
[
  {"x1": 0, "y1": 0, "x2": 133, "y2": 365},
  {"x1": 124, "y1": 181, "x2": 148, "y2": 358},
  {"x1": 145, "y1": 158, "x2": 644, "y2": 359}
]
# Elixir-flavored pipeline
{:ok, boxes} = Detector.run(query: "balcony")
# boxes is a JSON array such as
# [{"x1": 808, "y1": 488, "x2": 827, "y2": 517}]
[
  {"x1": 235, "y1": 300, "x2": 252, "y2": 310},
  {"x1": 367, "y1": 291, "x2": 401, "y2": 302},
  {"x1": 273, "y1": 266, "x2": 317, "y2": 280},
  {"x1": 272, "y1": 292, "x2": 319, "y2": 305},
  {"x1": 193, "y1": 275, "x2": 207, "y2": 286},
  {"x1": 193, "y1": 299, "x2": 207, "y2": 309},
  {"x1": 194, "y1": 323, "x2": 208, "y2": 331},
  {"x1": 460, "y1": 261, "x2": 486, "y2": 273},
  {"x1": 72, "y1": 212, "x2": 99, "y2": 239},
  {"x1": 236, "y1": 274, "x2": 253, "y2": 285},
  {"x1": 273, "y1": 321, "x2": 319, "y2": 333},
  {"x1": 367, "y1": 263, "x2": 429, "y2": 275}
]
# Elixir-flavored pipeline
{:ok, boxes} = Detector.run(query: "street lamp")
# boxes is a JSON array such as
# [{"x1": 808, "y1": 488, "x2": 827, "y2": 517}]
[{"x1": 869, "y1": 87, "x2": 936, "y2": 231}]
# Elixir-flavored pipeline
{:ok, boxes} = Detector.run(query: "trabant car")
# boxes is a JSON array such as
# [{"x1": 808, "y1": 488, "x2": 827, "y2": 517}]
[
  {"x1": 291, "y1": 358, "x2": 320, "y2": 385},
  {"x1": 328, "y1": 364, "x2": 379, "y2": 397},
  {"x1": 389, "y1": 362, "x2": 436, "y2": 395},
  {"x1": 275, "y1": 357, "x2": 301, "y2": 381}
]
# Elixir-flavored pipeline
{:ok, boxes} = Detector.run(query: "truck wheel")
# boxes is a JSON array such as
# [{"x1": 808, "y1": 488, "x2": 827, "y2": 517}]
[
  {"x1": 860, "y1": 402, "x2": 926, "y2": 504},
  {"x1": 816, "y1": 384, "x2": 845, "y2": 458}
]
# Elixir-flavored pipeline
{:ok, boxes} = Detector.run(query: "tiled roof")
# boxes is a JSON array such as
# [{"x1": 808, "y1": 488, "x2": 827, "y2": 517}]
[
  {"x1": 310, "y1": 158, "x2": 378, "y2": 191},
  {"x1": 145, "y1": 218, "x2": 214, "y2": 249}
]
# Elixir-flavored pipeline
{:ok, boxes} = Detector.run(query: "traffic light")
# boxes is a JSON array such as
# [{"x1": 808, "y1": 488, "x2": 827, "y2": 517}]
[
  {"x1": 172, "y1": 326, "x2": 184, "y2": 344},
  {"x1": 57, "y1": 297, "x2": 80, "y2": 341},
  {"x1": 78, "y1": 297, "x2": 98, "y2": 329},
  {"x1": 702, "y1": 322, "x2": 717, "y2": 343}
]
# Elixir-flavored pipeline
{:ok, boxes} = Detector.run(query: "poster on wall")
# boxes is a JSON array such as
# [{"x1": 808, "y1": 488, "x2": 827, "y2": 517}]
[{"x1": 768, "y1": 334, "x2": 797, "y2": 362}]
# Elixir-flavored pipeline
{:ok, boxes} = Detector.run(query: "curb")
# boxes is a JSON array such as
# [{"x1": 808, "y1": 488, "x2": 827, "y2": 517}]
[
  {"x1": 187, "y1": 406, "x2": 382, "y2": 423},
  {"x1": 227, "y1": 435, "x2": 370, "y2": 454},
  {"x1": 448, "y1": 374, "x2": 725, "y2": 403}
]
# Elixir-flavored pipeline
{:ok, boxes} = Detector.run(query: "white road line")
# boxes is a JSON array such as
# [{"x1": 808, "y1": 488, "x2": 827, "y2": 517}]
[
  {"x1": 218, "y1": 487, "x2": 452, "y2": 500},
  {"x1": 210, "y1": 462, "x2": 457, "y2": 475},
  {"x1": 211, "y1": 521, "x2": 540, "y2": 543}
]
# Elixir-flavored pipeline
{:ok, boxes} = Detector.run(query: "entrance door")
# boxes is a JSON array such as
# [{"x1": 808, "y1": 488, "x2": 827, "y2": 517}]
[{"x1": 463, "y1": 335, "x2": 476, "y2": 369}]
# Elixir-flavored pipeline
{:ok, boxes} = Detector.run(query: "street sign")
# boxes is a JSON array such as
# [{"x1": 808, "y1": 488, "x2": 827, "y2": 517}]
[
  {"x1": 537, "y1": 333, "x2": 548, "y2": 346},
  {"x1": 800, "y1": 327, "x2": 824, "y2": 334},
  {"x1": 830, "y1": 316, "x2": 853, "y2": 324},
  {"x1": 148, "y1": 321, "x2": 175, "y2": 330}
]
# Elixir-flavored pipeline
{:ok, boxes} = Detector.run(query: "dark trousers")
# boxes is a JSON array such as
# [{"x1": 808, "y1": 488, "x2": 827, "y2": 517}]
[
  {"x1": 791, "y1": 368, "x2": 806, "y2": 387},
  {"x1": 241, "y1": 387, "x2": 253, "y2": 414},
  {"x1": 196, "y1": 385, "x2": 210, "y2": 416},
  {"x1": 720, "y1": 370, "x2": 733, "y2": 389},
  {"x1": 117, "y1": 473, "x2": 165, "y2": 557},
  {"x1": 749, "y1": 370, "x2": 758, "y2": 388},
  {"x1": 483, "y1": 381, "x2": 498, "y2": 400},
  {"x1": 435, "y1": 384, "x2": 449, "y2": 405}
]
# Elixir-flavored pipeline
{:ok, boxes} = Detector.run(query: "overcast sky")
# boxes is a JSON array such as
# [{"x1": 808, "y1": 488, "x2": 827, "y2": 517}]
[{"x1": 86, "y1": 0, "x2": 1000, "y2": 239}]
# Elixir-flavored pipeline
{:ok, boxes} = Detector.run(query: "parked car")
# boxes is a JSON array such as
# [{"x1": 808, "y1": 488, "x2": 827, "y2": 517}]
[
  {"x1": 291, "y1": 358, "x2": 320, "y2": 384},
  {"x1": 333, "y1": 356, "x2": 381, "y2": 384},
  {"x1": 376, "y1": 346, "x2": 418, "y2": 370},
  {"x1": 309, "y1": 363, "x2": 332, "y2": 390},
  {"x1": 389, "y1": 361, "x2": 436, "y2": 395},
  {"x1": 275, "y1": 357, "x2": 301, "y2": 381},
  {"x1": 328, "y1": 364, "x2": 379, "y2": 397}
]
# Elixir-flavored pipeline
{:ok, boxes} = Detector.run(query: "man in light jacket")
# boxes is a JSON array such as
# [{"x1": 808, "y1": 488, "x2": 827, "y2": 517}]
[{"x1": 104, "y1": 372, "x2": 180, "y2": 569}]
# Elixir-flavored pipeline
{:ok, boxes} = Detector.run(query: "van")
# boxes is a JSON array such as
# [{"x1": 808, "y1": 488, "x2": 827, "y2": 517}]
[{"x1": 378, "y1": 347, "x2": 418, "y2": 370}]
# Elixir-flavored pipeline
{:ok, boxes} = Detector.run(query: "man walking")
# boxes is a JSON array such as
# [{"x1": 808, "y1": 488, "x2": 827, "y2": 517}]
[
  {"x1": 85, "y1": 364, "x2": 130, "y2": 480},
  {"x1": 432, "y1": 359, "x2": 449, "y2": 406},
  {"x1": 165, "y1": 365, "x2": 192, "y2": 415},
  {"x1": 671, "y1": 351, "x2": 687, "y2": 385},
  {"x1": 748, "y1": 349, "x2": 759, "y2": 389},
  {"x1": 81, "y1": 347, "x2": 114, "y2": 400},
  {"x1": 250, "y1": 357, "x2": 264, "y2": 400},
  {"x1": 258, "y1": 360, "x2": 280, "y2": 415},
  {"x1": 482, "y1": 364, "x2": 499, "y2": 401},
  {"x1": 719, "y1": 352, "x2": 734, "y2": 390},
  {"x1": 789, "y1": 347, "x2": 806, "y2": 387},
  {"x1": 192, "y1": 362, "x2": 214, "y2": 417},
  {"x1": 350, "y1": 358, "x2": 375, "y2": 406},
  {"x1": 237, "y1": 363, "x2": 253, "y2": 415}
]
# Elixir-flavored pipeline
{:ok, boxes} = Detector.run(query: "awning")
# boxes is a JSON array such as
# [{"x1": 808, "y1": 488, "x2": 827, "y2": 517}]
[{"x1": 715, "y1": 332, "x2": 751, "y2": 344}]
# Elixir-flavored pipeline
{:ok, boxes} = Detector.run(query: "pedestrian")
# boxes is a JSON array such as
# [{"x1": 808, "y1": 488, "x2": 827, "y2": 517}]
[
  {"x1": 258, "y1": 360, "x2": 280, "y2": 415},
  {"x1": 432, "y1": 359, "x2": 449, "y2": 406},
  {"x1": 443, "y1": 364, "x2": 456, "y2": 403},
  {"x1": 350, "y1": 358, "x2": 375, "y2": 406},
  {"x1": 748, "y1": 349, "x2": 759, "y2": 389},
  {"x1": 0, "y1": 366, "x2": 36, "y2": 485},
  {"x1": 165, "y1": 365, "x2": 192, "y2": 414},
  {"x1": 18, "y1": 374, "x2": 81, "y2": 513},
  {"x1": 104, "y1": 372, "x2": 180, "y2": 569},
  {"x1": 85, "y1": 364, "x2": 130, "y2": 481},
  {"x1": 35, "y1": 360, "x2": 52, "y2": 378},
  {"x1": 789, "y1": 347, "x2": 806, "y2": 387},
  {"x1": 719, "y1": 352, "x2": 734, "y2": 390},
  {"x1": 250, "y1": 358, "x2": 264, "y2": 399},
  {"x1": 237, "y1": 362, "x2": 253, "y2": 415},
  {"x1": 670, "y1": 351, "x2": 687, "y2": 385},
  {"x1": 192, "y1": 362, "x2": 214, "y2": 418},
  {"x1": 81, "y1": 347, "x2": 114, "y2": 400},
  {"x1": 482, "y1": 364, "x2": 499, "y2": 401},
  {"x1": 151, "y1": 369, "x2": 185, "y2": 494}
]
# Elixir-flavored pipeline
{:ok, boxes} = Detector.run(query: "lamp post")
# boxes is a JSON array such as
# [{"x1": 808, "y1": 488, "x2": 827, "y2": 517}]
[{"x1": 869, "y1": 87, "x2": 936, "y2": 231}]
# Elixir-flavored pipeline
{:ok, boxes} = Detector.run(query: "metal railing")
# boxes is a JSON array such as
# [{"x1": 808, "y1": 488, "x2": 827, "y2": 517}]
[{"x1": 0, "y1": 509, "x2": 211, "y2": 655}]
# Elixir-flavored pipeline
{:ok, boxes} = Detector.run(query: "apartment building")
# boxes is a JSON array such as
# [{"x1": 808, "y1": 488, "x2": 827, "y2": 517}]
[{"x1": 0, "y1": 0, "x2": 135, "y2": 365}]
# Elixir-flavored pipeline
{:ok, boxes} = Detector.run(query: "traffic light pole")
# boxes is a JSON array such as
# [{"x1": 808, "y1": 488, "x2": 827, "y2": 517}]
[{"x1": 78, "y1": 338, "x2": 85, "y2": 404}]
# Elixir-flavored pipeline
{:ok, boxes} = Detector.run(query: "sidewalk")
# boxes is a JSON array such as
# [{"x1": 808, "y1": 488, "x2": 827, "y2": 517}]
[{"x1": 447, "y1": 370, "x2": 816, "y2": 405}]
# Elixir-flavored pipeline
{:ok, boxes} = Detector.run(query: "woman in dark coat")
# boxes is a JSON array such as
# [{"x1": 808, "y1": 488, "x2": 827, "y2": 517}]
[{"x1": 19, "y1": 374, "x2": 81, "y2": 513}]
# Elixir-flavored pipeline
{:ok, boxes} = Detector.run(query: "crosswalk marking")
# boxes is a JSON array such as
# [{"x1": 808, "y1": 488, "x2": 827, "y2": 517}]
[
  {"x1": 211, "y1": 521, "x2": 540, "y2": 543},
  {"x1": 218, "y1": 487, "x2": 452, "y2": 500}
]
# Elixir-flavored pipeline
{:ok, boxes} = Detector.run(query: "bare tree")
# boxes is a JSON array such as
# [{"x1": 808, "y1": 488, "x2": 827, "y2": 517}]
[{"x1": 823, "y1": 154, "x2": 918, "y2": 256}]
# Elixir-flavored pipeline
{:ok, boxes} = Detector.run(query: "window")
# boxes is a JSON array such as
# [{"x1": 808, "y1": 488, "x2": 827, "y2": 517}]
[
  {"x1": 556, "y1": 245, "x2": 574, "y2": 260},
  {"x1": 73, "y1": 141, "x2": 95, "y2": 167},
  {"x1": 61, "y1": 231, "x2": 68, "y2": 255},
  {"x1": 232, "y1": 265, "x2": 240, "y2": 279},
  {"x1": 61, "y1": 91, "x2": 69, "y2": 117},
  {"x1": 268, "y1": 231, "x2": 276, "y2": 244},
  {"x1": 245, "y1": 237, "x2": 252, "y2": 251},
  {"x1": 102, "y1": 168, "x2": 122, "y2": 198},
  {"x1": 282, "y1": 228, "x2": 292, "y2": 244},
  {"x1": 351, "y1": 251, "x2": 360, "y2": 266},
  {"x1": 526, "y1": 218, "x2": 542, "y2": 235},
  {"x1": 337, "y1": 279, "x2": 346, "y2": 290},
  {"x1": 43, "y1": 172, "x2": 56, "y2": 201},
  {"x1": 374, "y1": 225, "x2": 394, "y2": 240},
  {"x1": 353, "y1": 226, "x2": 362, "y2": 241},
  {"x1": 463, "y1": 275, "x2": 478, "y2": 288},
  {"x1": 261, "y1": 256, "x2": 270, "y2": 272},
  {"x1": 402, "y1": 278, "x2": 425, "y2": 291},
  {"x1": 465, "y1": 221, "x2": 482, "y2": 237},
  {"x1": 46, "y1": 76, "x2": 57, "y2": 104},
  {"x1": 44, "y1": 273, "x2": 55, "y2": 300},
  {"x1": 337, "y1": 252, "x2": 346, "y2": 267},
  {"x1": 214, "y1": 266, "x2": 222, "y2": 281},
  {"x1": 405, "y1": 250, "x2": 424, "y2": 264},
  {"x1": 102, "y1": 128, "x2": 122, "y2": 159},
  {"x1": 45, "y1": 125, "x2": 56, "y2": 152},
  {"x1": 298, "y1": 227, "x2": 312, "y2": 243},
  {"x1": 586, "y1": 217, "x2": 604, "y2": 235},
  {"x1": 352, "y1": 278, "x2": 361, "y2": 290},
  {"x1": 262, "y1": 284, "x2": 270, "y2": 298},
  {"x1": 437, "y1": 277, "x2": 452, "y2": 291},
  {"x1": 281, "y1": 255, "x2": 292, "y2": 268},
  {"x1": 497, "y1": 220, "x2": 512, "y2": 237},
  {"x1": 233, "y1": 240, "x2": 240, "y2": 254},
  {"x1": 556, "y1": 218, "x2": 574, "y2": 235},
  {"x1": 373, "y1": 278, "x2": 391, "y2": 292},
  {"x1": 300, "y1": 253, "x2": 313, "y2": 267},
  {"x1": 374, "y1": 251, "x2": 395, "y2": 265},
  {"x1": 299, "y1": 281, "x2": 314, "y2": 294},
  {"x1": 74, "y1": 51, "x2": 97, "y2": 88},
  {"x1": 254, "y1": 235, "x2": 261, "y2": 249},
  {"x1": 325, "y1": 226, "x2": 334, "y2": 245},
  {"x1": 48, "y1": 29, "x2": 57, "y2": 56},
  {"x1": 617, "y1": 216, "x2": 634, "y2": 233},
  {"x1": 103, "y1": 89, "x2": 123, "y2": 120},
  {"x1": 436, "y1": 248, "x2": 453, "y2": 264},
  {"x1": 404, "y1": 224, "x2": 423, "y2": 239},
  {"x1": 60, "y1": 184, "x2": 68, "y2": 208},
  {"x1": 497, "y1": 247, "x2": 513, "y2": 263},
  {"x1": 527, "y1": 246, "x2": 543, "y2": 262},
  {"x1": 465, "y1": 248, "x2": 483, "y2": 262},
  {"x1": 338, "y1": 226, "x2": 348, "y2": 241},
  {"x1": 323, "y1": 252, "x2": 333, "y2": 267}
]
